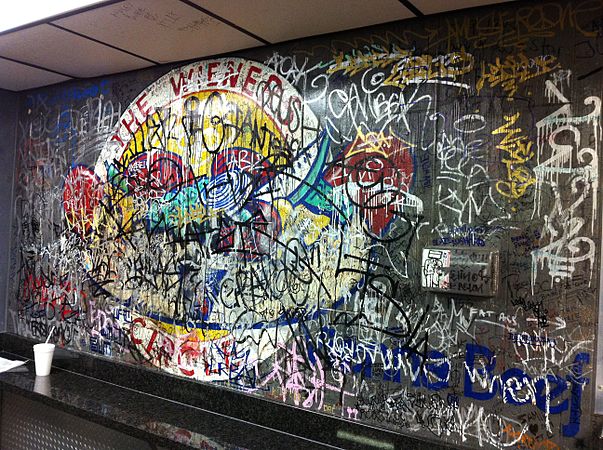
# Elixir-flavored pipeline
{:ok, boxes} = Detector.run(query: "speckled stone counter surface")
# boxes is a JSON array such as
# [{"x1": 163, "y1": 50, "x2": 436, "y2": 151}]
[
  {"x1": 0, "y1": 354, "x2": 333, "y2": 449},
  {"x1": 0, "y1": 333, "x2": 455, "y2": 450}
]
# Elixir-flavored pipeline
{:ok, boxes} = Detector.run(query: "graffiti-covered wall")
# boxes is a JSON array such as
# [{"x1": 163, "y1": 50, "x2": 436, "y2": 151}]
[{"x1": 8, "y1": 0, "x2": 603, "y2": 448}]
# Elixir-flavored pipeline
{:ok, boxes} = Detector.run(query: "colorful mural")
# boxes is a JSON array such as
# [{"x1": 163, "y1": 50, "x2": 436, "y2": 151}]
[{"x1": 8, "y1": 0, "x2": 603, "y2": 448}]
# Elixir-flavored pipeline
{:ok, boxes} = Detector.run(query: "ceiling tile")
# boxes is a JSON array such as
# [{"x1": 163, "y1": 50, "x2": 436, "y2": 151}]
[
  {"x1": 0, "y1": 24, "x2": 152, "y2": 78},
  {"x1": 0, "y1": 58, "x2": 71, "y2": 91},
  {"x1": 54, "y1": 0, "x2": 264, "y2": 64},
  {"x1": 411, "y1": 0, "x2": 515, "y2": 15},
  {"x1": 192, "y1": 0, "x2": 414, "y2": 43}
]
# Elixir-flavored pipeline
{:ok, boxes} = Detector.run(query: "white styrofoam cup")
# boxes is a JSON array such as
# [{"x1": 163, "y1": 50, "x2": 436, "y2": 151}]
[{"x1": 33, "y1": 343, "x2": 55, "y2": 376}]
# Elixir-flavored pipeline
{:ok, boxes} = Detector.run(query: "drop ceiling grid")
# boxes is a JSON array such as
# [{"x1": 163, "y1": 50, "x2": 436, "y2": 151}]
[
  {"x1": 0, "y1": 58, "x2": 71, "y2": 91},
  {"x1": 0, "y1": 24, "x2": 152, "y2": 78},
  {"x1": 0, "y1": 0, "x2": 518, "y2": 91},
  {"x1": 191, "y1": 0, "x2": 416, "y2": 43},
  {"x1": 411, "y1": 0, "x2": 515, "y2": 15},
  {"x1": 54, "y1": 0, "x2": 265, "y2": 64}
]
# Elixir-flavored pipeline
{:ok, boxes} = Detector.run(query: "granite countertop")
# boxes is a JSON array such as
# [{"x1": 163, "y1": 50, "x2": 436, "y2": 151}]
[
  {"x1": 0, "y1": 352, "x2": 336, "y2": 450},
  {"x1": 0, "y1": 333, "x2": 453, "y2": 450}
]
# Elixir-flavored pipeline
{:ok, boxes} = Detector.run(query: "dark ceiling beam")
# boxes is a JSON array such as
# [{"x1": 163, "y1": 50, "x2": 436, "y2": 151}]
[
  {"x1": 48, "y1": 23, "x2": 159, "y2": 65},
  {"x1": 0, "y1": 55, "x2": 78, "y2": 79},
  {"x1": 178, "y1": 0, "x2": 271, "y2": 45},
  {"x1": 399, "y1": 0, "x2": 424, "y2": 17},
  {"x1": 0, "y1": 0, "x2": 126, "y2": 38}
]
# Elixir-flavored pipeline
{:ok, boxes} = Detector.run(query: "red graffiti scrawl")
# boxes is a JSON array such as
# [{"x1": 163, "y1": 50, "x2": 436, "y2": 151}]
[{"x1": 63, "y1": 165, "x2": 103, "y2": 237}]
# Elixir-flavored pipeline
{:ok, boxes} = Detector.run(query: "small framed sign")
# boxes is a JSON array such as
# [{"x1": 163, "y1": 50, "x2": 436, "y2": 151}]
[{"x1": 421, "y1": 247, "x2": 499, "y2": 297}]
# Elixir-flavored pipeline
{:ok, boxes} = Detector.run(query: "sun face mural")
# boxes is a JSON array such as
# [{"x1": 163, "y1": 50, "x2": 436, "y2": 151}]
[{"x1": 57, "y1": 58, "x2": 416, "y2": 380}]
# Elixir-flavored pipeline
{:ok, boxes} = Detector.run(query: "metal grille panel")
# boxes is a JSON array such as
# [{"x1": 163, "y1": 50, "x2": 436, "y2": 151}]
[{"x1": 0, "y1": 391, "x2": 151, "y2": 450}]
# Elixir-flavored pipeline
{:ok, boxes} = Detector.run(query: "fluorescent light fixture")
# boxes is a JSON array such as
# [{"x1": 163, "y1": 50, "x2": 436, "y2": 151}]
[{"x1": 0, "y1": 0, "x2": 110, "y2": 33}]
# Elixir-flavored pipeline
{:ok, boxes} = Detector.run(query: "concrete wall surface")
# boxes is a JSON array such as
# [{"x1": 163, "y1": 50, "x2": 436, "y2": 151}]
[{"x1": 0, "y1": 88, "x2": 17, "y2": 332}]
